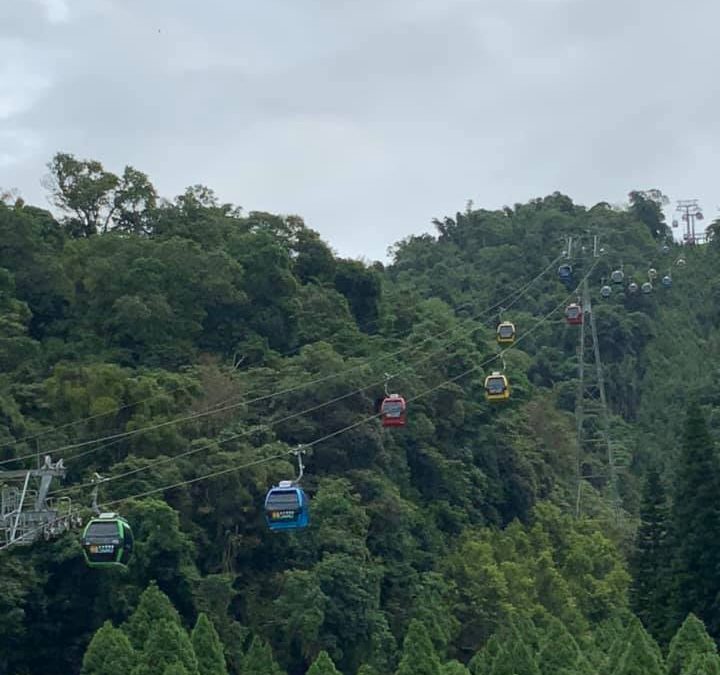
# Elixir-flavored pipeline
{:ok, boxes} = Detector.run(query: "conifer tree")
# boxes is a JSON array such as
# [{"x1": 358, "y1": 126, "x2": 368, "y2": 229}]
[
  {"x1": 81, "y1": 621, "x2": 137, "y2": 675},
  {"x1": 442, "y1": 660, "x2": 471, "y2": 674},
  {"x1": 468, "y1": 634, "x2": 504, "y2": 675},
  {"x1": 395, "y1": 619, "x2": 442, "y2": 675},
  {"x1": 132, "y1": 619, "x2": 199, "y2": 675},
  {"x1": 612, "y1": 621, "x2": 665, "y2": 675},
  {"x1": 682, "y1": 653, "x2": 720, "y2": 675},
  {"x1": 357, "y1": 666, "x2": 379, "y2": 675},
  {"x1": 535, "y1": 615, "x2": 583, "y2": 675},
  {"x1": 629, "y1": 465, "x2": 672, "y2": 642},
  {"x1": 307, "y1": 650, "x2": 342, "y2": 675},
  {"x1": 603, "y1": 617, "x2": 634, "y2": 675},
  {"x1": 489, "y1": 636, "x2": 540, "y2": 675},
  {"x1": 162, "y1": 665, "x2": 189, "y2": 675},
  {"x1": 190, "y1": 613, "x2": 227, "y2": 675},
  {"x1": 670, "y1": 403, "x2": 720, "y2": 636},
  {"x1": 667, "y1": 614, "x2": 718, "y2": 675},
  {"x1": 123, "y1": 582, "x2": 182, "y2": 650},
  {"x1": 241, "y1": 635, "x2": 286, "y2": 675}
]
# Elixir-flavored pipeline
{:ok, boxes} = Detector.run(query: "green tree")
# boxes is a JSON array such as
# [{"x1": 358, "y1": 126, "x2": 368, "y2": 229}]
[
  {"x1": 535, "y1": 615, "x2": 584, "y2": 675},
  {"x1": 468, "y1": 634, "x2": 504, "y2": 675},
  {"x1": 123, "y1": 582, "x2": 182, "y2": 650},
  {"x1": 132, "y1": 620, "x2": 198, "y2": 675},
  {"x1": 273, "y1": 569, "x2": 327, "y2": 661},
  {"x1": 307, "y1": 650, "x2": 343, "y2": 675},
  {"x1": 682, "y1": 653, "x2": 720, "y2": 675},
  {"x1": 611, "y1": 621, "x2": 665, "y2": 675},
  {"x1": 0, "y1": 268, "x2": 39, "y2": 371},
  {"x1": 628, "y1": 189, "x2": 670, "y2": 240},
  {"x1": 670, "y1": 404, "x2": 720, "y2": 636},
  {"x1": 488, "y1": 629, "x2": 540, "y2": 675},
  {"x1": 395, "y1": 620, "x2": 442, "y2": 675},
  {"x1": 190, "y1": 613, "x2": 227, "y2": 675},
  {"x1": 442, "y1": 661, "x2": 471, "y2": 674},
  {"x1": 667, "y1": 614, "x2": 718, "y2": 675},
  {"x1": 44, "y1": 152, "x2": 156, "y2": 237},
  {"x1": 333, "y1": 258, "x2": 381, "y2": 331},
  {"x1": 241, "y1": 636, "x2": 285, "y2": 675},
  {"x1": 193, "y1": 575, "x2": 247, "y2": 674},
  {"x1": 163, "y1": 665, "x2": 189, "y2": 675},
  {"x1": 629, "y1": 465, "x2": 672, "y2": 642},
  {"x1": 81, "y1": 621, "x2": 137, "y2": 675}
]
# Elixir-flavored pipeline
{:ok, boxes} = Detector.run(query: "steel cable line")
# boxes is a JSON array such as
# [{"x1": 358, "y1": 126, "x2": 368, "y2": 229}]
[
  {"x1": 103, "y1": 272, "x2": 592, "y2": 508},
  {"x1": 1, "y1": 312, "x2": 391, "y2": 453},
  {"x1": 51, "y1": 261, "x2": 593, "y2": 502},
  {"x1": 0, "y1": 264, "x2": 594, "y2": 553},
  {"x1": 1, "y1": 254, "x2": 563, "y2": 467}
]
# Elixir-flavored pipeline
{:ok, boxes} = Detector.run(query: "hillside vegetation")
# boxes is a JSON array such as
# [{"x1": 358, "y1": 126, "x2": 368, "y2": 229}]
[{"x1": 1, "y1": 154, "x2": 720, "y2": 675}]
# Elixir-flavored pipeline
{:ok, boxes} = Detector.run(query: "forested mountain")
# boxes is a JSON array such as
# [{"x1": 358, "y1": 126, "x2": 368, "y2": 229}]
[{"x1": 1, "y1": 154, "x2": 720, "y2": 675}]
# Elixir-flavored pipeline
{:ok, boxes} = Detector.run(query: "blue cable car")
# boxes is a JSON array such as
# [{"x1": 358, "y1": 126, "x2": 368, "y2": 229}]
[
  {"x1": 264, "y1": 481, "x2": 309, "y2": 531},
  {"x1": 558, "y1": 264, "x2": 573, "y2": 285},
  {"x1": 661, "y1": 275, "x2": 672, "y2": 288}
]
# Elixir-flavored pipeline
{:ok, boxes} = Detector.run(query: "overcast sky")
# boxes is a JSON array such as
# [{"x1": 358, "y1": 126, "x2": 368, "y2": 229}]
[{"x1": 1, "y1": 0, "x2": 718, "y2": 260}]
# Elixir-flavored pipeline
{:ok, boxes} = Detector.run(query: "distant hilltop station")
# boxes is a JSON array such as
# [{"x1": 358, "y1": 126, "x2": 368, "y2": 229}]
[{"x1": 673, "y1": 199, "x2": 707, "y2": 244}]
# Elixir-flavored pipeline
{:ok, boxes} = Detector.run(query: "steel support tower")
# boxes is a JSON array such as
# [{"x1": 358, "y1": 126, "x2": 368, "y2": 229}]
[
  {"x1": 0, "y1": 456, "x2": 77, "y2": 547},
  {"x1": 574, "y1": 262, "x2": 623, "y2": 519}
]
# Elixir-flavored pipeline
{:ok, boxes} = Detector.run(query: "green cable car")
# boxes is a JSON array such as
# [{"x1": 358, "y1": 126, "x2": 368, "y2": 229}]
[{"x1": 81, "y1": 512, "x2": 133, "y2": 568}]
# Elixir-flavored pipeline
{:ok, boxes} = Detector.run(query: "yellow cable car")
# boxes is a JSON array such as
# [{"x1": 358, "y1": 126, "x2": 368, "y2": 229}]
[
  {"x1": 484, "y1": 371, "x2": 510, "y2": 402},
  {"x1": 496, "y1": 321, "x2": 516, "y2": 345}
]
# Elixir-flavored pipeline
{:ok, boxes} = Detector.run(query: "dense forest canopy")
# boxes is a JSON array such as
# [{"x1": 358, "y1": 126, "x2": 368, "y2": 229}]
[{"x1": 1, "y1": 154, "x2": 720, "y2": 675}]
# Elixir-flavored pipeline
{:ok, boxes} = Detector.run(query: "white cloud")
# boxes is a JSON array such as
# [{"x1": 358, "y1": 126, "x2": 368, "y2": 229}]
[
  {"x1": 0, "y1": 41, "x2": 53, "y2": 120},
  {"x1": 32, "y1": 0, "x2": 69, "y2": 23},
  {"x1": 0, "y1": 0, "x2": 718, "y2": 258},
  {"x1": 0, "y1": 128, "x2": 42, "y2": 169}
]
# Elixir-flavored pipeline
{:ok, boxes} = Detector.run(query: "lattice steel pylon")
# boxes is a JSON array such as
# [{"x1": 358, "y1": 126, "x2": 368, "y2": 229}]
[
  {"x1": 0, "y1": 456, "x2": 79, "y2": 547},
  {"x1": 574, "y1": 265, "x2": 622, "y2": 520}
]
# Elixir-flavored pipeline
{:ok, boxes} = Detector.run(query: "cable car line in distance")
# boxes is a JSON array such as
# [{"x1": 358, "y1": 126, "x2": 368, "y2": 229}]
[
  {"x1": 3, "y1": 253, "x2": 565, "y2": 470},
  {"x1": 49, "y1": 255, "x2": 581, "y2": 499},
  {"x1": 0, "y1": 268, "x2": 595, "y2": 554}
]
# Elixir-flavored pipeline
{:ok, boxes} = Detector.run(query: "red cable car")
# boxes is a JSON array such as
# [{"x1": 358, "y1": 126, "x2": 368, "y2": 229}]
[
  {"x1": 565, "y1": 303, "x2": 583, "y2": 325},
  {"x1": 381, "y1": 395, "x2": 407, "y2": 427}
]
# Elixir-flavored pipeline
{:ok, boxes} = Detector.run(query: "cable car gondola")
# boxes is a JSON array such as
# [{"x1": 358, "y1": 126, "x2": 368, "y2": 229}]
[
  {"x1": 600, "y1": 285, "x2": 612, "y2": 298},
  {"x1": 484, "y1": 372, "x2": 510, "y2": 402},
  {"x1": 81, "y1": 512, "x2": 133, "y2": 568},
  {"x1": 641, "y1": 282, "x2": 653, "y2": 294},
  {"x1": 661, "y1": 275, "x2": 672, "y2": 288},
  {"x1": 558, "y1": 264, "x2": 573, "y2": 285},
  {"x1": 627, "y1": 282, "x2": 639, "y2": 294},
  {"x1": 676, "y1": 258, "x2": 686, "y2": 267},
  {"x1": 565, "y1": 303, "x2": 583, "y2": 325},
  {"x1": 496, "y1": 321, "x2": 516, "y2": 345},
  {"x1": 611, "y1": 269, "x2": 624, "y2": 283},
  {"x1": 648, "y1": 268, "x2": 658, "y2": 280},
  {"x1": 265, "y1": 482, "x2": 309, "y2": 531},
  {"x1": 381, "y1": 395, "x2": 407, "y2": 427}
]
